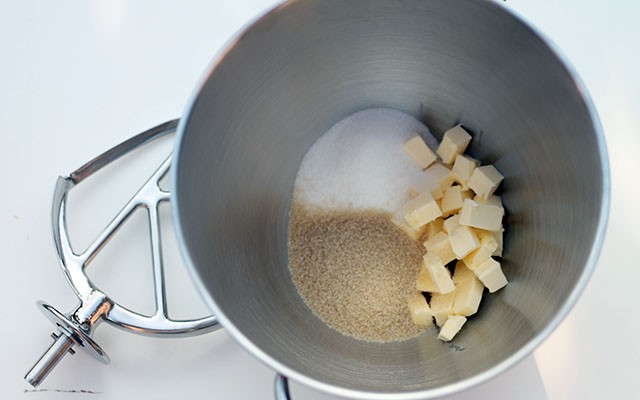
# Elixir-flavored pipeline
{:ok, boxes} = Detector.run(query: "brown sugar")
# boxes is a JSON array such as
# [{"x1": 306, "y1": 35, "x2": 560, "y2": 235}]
[{"x1": 287, "y1": 203, "x2": 428, "y2": 342}]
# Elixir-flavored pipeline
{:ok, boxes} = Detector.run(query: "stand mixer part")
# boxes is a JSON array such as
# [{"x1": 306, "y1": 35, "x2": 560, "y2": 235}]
[{"x1": 25, "y1": 120, "x2": 220, "y2": 387}]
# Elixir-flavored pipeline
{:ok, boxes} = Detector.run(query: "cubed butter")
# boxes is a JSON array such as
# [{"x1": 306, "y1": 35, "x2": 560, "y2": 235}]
[
  {"x1": 437, "y1": 315, "x2": 467, "y2": 342},
  {"x1": 391, "y1": 212, "x2": 426, "y2": 241},
  {"x1": 474, "y1": 258, "x2": 508, "y2": 293},
  {"x1": 407, "y1": 293, "x2": 434, "y2": 327},
  {"x1": 472, "y1": 226, "x2": 503, "y2": 257},
  {"x1": 437, "y1": 125, "x2": 472, "y2": 164},
  {"x1": 410, "y1": 185, "x2": 445, "y2": 201},
  {"x1": 416, "y1": 264, "x2": 438, "y2": 292},
  {"x1": 430, "y1": 185, "x2": 444, "y2": 200},
  {"x1": 452, "y1": 274, "x2": 484, "y2": 316},
  {"x1": 452, "y1": 261, "x2": 476, "y2": 284},
  {"x1": 423, "y1": 232, "x2": 456, "y2": 265},
  {"x1": 402, "y1": 191, "x2": 442, "y2": 230},
  {"x1": 452, "y1": 154, "x2": 480, "y2": 187},
  {"x1": 425, "y1": 218, "x2": 444, "y2": 239},
  {"x1": 463, "y1": 230, "x2": 498, "y2": 269},
  {"x1": 429, "y1": 291, "x2": 455, "y2": 327},
  {"x1": 441, "y1": 185, "x2": 473, "y2": 216},
  {"x1": 423, "y1": 252, "x2": 455, "y2": 294},
  {"x1": 443, "y1": 214, "x2": 461, "y2": 234},
  {"x1": 459, "y1": 199, "x2": 504, "y2": 232},
  {"x1": 424, "y1": 163, "x2": 455, "y2": 192},
  {"x1": 404, "y1": 134, "x2": 438, "y2": 169},
  {"x1": 448, "y1": 225, "x2": 480, "y2": 259},
  {"x1": 468, "y1": 165, "x2": 504, "y2": 199},
  {"x1": 474, "y1": 194, "x2": 503, "y2": 210}
]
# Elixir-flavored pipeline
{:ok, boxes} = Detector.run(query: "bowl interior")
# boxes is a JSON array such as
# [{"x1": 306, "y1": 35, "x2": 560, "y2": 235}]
[{"x1": 174, "y1": 0, "x2": 607, "y2": 397}]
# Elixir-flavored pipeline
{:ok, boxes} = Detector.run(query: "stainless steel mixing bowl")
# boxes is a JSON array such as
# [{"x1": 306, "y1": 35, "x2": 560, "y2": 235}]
[{"x1": 172, "y1": 0, "x2": 610, "y2": 398}]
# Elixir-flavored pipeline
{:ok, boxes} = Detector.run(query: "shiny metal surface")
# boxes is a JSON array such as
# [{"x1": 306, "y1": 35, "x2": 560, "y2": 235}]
[
  {"x1": 25, "y1": 301, "x2": 109, "y2": 387},
  {"x1": 174, "y1": 0, "x2": 609, "y2": 399},
  {"x1": 26, "y1": 121, "x2": 219, "y2": 387}
]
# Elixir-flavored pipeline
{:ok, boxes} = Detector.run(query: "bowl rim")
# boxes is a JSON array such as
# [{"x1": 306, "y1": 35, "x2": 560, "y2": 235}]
[{"x1": 172, "y1": 0, "x2": 611, "y2": 398}]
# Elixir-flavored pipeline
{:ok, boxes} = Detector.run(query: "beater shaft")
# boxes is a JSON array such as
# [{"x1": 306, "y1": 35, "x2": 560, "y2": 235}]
[{"x1": 25, "y1": 333, "x2": 75, "y2": 387}]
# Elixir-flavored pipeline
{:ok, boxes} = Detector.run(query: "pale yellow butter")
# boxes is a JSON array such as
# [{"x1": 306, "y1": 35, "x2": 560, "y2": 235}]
[
  {"x1": 474, "y1": 258, "x2": 508, "y2": 293},
  {"x1": 424, "y1": 163, "x2": 455, "y2": 191},
  {"x1": 452, "y1": 260, "x2": 476, "y2": 284},
  {"x1": 423, "y1": 231, "x2": 456, "y2": 265},
  {"x1": 441, "y1": 185, "x2": 473, "y2": 216},
  {"x1": 468, "y1": 165, "x2": 504, "y2": 199},
  {"x1": 402, "y1": 191, "x2": 442, "y2": 230},
  {"x1": 437, "y1": 315, "x2": 467, "y2": 341},
  {"x1": 448, "y1": 225, "x2": 480, "y2": 259},
  {"x1": 430, "y1": 185, "x2": 444, "y2": 200},
  {"x1": 437, "y1": 125, "x2": 472, "y2": 164},
  {"x1": 391, "y1": 212, "x2": 427, "y2": 241},
  {"x1": 459, "y1": 198, "x2": 504, "y2": 232},
  {"x1": 407, "y1": 293, "x2": 434, "y2": 327},
  {"x1": 416, "y1": 265, "x2": 437, "y2": 292},
  {"x1": 429, "y1": 291, "x2": 455, "y2": 327},
  {"x1": 425, "y1": 218, "x2": 444, "y2": 239},
  {"x1": 404, "y1": 134, "x2": 437, "y2": 169},
  {"x1": 474, "y1": 194, "x2": 503, "y2": 210},
  {"x1": 422, "y1": 252, "x2": 455, "y2": 294},
  {"x1": 472, "y1": 224, "x2": 504, "y2": 257},
  {"x1": 409, "y1": 185, "x2": 444, "y2": 201},
  {"x1": 452, "y1": 154, "x2": 479, "y2": 187},
  {"x1": 443, "y1": 214, "x2": 461, "y2": 234},
  {"x1": 463, "y1": 229, "x2": 499, "y2": 269},
  {"x1": 452, "y1": 274, "x2": 484, "y2": 316}
]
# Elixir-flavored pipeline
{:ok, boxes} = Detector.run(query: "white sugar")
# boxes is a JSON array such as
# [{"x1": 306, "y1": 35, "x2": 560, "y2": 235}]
[{"x1": 294, "y1": 108, "x2": 439, "y2": 211}]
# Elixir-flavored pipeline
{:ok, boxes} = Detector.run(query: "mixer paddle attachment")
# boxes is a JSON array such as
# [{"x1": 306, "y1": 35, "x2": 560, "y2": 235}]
[{"x1": 25, "y1": 120, "x2": 219, "y2": 387}]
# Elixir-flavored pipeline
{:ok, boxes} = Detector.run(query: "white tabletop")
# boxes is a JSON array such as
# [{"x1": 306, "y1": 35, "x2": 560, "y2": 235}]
[{"x1": 1, "y1": 1, "x2": 638, "y2": 399}]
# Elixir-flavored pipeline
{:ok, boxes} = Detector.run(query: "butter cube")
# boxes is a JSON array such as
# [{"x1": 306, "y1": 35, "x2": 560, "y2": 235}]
[
  {"x1": 452, "y1": 274, "x2": 484, "y2": 316},
  {"x1": 452, "y1": 154, "x2": 480, "y2": 187},
  {"x1": 424, "y1": 163, "x2": 455, "y2": 192},
  {"x1": 475, "y1": 227, "x2": 504, "y2": 257},
  {"x1": 468, "y1": 165, "x2": 504, "y2": 199},
  {"x1": 391, "y1": 212, "x2": 426, "y2": 241},
  {"x1": 404, "y1": 134, "x2": 438, "y2": 169},
  {"x1": 463, "y1": 230, "x2": 498, "y2": 269},
  {"x1": 407, "y1": 293, "x2": 434, "y2": 327},
  {"x1": 443, "y1": 214, "x2": 461, "y2": 234},
  {"x1": 472, "y1": 221, "x2": 504, "y2": 257},
  {"x1": 440, "y1": 185, "x2": 473, "y2": 216},
  {"x1": 429, "y1": 291, "x2": 455, "y2": 327},
  {"x1": 437, "y1": 315, "x2": 467, "y2": 342},
  {"x1": 410, "y1": 162, "x2": 453, "y2": 202},
  {"x1": 448, "y1": 225, "x2": 480, "y2": 259},
  {"x1": 402, "y1": 192, "x2": 442, "y2": 230},
  {"x1": 410, "y1": 185, "x2": 444, "y2": 201},
  {"x1": 423, "y1": 232, "x2": 456, "y2": 265},
  {"x1": 459, "y1": 199, "x2": 504, "y2": 232},
  {"x1": 425, "y1": 218, "x2": 444, "y2": 239},
  {"x1": 468, "y1": 204, "x2": 504, "y2": 256},
  {"x1": 430, "y1": 185, "x2": 444, "y2": 200},
  {"x1": 437, "y1": 125, "x2": 472, "y2": 164},
  {"x1": 474, "y1": 258, "x2": 508, "y2": 293},
  {"x1": 474, "y1": 194, "x2": 503, "y2": 210},
  {"x1": 423, "y1": 252, "x2": 455, "y2": 294},
  {"x1": 452, "y1": 260, "x2": 476, "y2": 284},
  {"x1": 416, "y1": 264, "x2": 438, "y2": 292}
]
